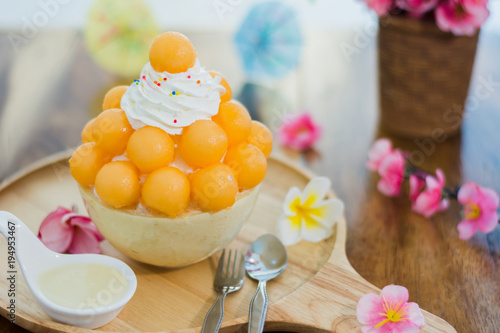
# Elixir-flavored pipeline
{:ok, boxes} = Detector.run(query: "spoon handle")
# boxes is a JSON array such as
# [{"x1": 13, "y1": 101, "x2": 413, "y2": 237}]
[
  {"x1": 202, "y1": 292, "x2": 227, "y2": 333},
  {"x1": 248, "y1": 281, "x2": 268, "y2": 333}
]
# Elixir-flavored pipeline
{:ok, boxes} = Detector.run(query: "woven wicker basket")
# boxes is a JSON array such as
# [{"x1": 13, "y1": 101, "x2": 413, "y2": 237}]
[{"x1": 378, "y1": 16, "x2": 479, "y2": 138}]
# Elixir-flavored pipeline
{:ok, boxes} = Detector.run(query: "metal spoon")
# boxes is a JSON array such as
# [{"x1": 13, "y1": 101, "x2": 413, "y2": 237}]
[{"x1": 245, "y1": 234, "x2": 287, "y2": 333}]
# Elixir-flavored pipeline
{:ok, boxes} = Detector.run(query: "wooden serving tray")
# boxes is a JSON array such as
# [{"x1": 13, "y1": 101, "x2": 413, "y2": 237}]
[{"x1": 0, "y1": 152, "x2": 455, "y2": 332}]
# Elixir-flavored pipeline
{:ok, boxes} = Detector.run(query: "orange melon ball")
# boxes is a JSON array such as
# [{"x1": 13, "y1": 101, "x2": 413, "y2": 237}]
[
  {"x1": 95, "y1": 161, "x2": 140, "y2": 208},
  {"x1": 142, "y1": 167, "x2": 190, "y2": 217},
  {"x1": 126, "y1": 126, "x2": 175, "y2": 173},
  {"x1": 245, "y1": 121, "x2": 273, "y2": 158},
  {"x1": 91, "y1": 108, "x2": 134, "y2": 155},
  {"x1": 224, "y1": 144, "x2": 267, "y2": 190},
  {"x1": 213, "y1": 101, "x2": 252, "y2": 146},
  {"x1": 188, "y1": 163, "x2": 238, "y2": 212},
  {"x1": 69, "y1": 142, "x2": 112, "y2": 187},
  {"x1": 178, "y1": 120, "x2": 228, "y2": 169},
  {"x1": 149, "y1": 32, "x2": 197, "y2": 74},
  {"x1": 102, "y1": 86, "x2": 128, "y2": 111},
  {"x1": 209, "y1": 70, "x2": 232, "y2": 103},
  {"x1": 81, "y1": 118, "x2": 96, "y2": 143}
]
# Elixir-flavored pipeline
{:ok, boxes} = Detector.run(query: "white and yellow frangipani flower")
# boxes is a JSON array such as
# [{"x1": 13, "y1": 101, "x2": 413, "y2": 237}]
[{"x1": 277, "y1": 177, "x2": 344, "y2": 246}]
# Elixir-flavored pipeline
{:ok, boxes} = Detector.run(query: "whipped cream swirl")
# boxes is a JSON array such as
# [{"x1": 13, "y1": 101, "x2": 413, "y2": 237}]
[{"x1": 121, "y1": 59, "x2": 226, "y2": 135}]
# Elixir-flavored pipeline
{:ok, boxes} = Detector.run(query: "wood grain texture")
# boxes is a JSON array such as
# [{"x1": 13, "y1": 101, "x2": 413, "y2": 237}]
[
  {"x1": 0, "y1": 154, "x2": 453, "y2": 332},
  {"x1": 0, "y1": 29, "x2": 499, "y2": 332}
]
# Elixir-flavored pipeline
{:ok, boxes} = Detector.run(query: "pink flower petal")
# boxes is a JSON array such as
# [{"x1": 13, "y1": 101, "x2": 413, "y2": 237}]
[
  {"x1": 479, "y1": 187, "x2": 500, "y2": 211},
  {"x1": 377, "y1": 151, "x2": 405, "y2": 197},
  {"x1": 476, "y1": 210, "x2": 498, "y2": 234},
  {"x1": 364, "y1": 0, "x2": 392, "y2": 16},
  {"x1": 367, "y1": 139, "x2": 392, "y2": 171},
  {"x1": 380, "y1": 285, "x2": 409, "y2": 305},
  {"x1": 458, "y1": 182, "x2": 481, "y2": 204},
  {"x1": 457, "y1": 220, "x2": 478, "y2": 240},
  {"x1": 277, "y1": 112, "x2": 321, "y2": 151},
  {"x1": 357, "y1": 293, "x2": 385, "y2": 325},
  {"x1": 391, "y1": 321, "x2": 421, "y2": 333},
  {"x1": 436, "y1": 1, "x2": 489, "y2": 36},
  {"x1": 67, "y1": 225, "x2": 103, "y2": 254},
  {"x1": 361, "y1": 325, "x2": 386, "y2": 333},
  {"x1": 407, "y1": 302, "x2": 426, "y2": 327},
  {"x1": 70, "y1": 216, "x2": 104, "y2": 241},
  {"x1": 409, "y1": 175, "x2": 425, "y2": 202},
  {"x1": 38, "y1": 207, "x2": 74, "y2": 253}
]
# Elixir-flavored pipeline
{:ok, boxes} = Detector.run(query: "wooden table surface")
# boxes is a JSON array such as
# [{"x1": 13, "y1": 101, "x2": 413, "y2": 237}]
[{"x1": 0, "y1": 29, "x2": 499, "y2": 332}]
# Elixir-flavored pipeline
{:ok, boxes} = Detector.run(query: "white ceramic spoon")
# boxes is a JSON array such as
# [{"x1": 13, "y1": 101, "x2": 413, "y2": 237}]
[{"x1": 0, "y1": 211, "x2": 137, "y2": 329}]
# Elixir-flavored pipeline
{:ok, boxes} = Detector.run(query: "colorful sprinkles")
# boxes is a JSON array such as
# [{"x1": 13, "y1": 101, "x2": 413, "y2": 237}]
[
  {"x1": 187, "y1": 75, "x2": 191, "y2": 79},
  {"x1": 197, "y1": 80, "x2": 201, "y2": 84},
  {"x1": 174, "y1": 119, "x2": 177, "y2": 123},
  {"x1": 134, "y1": 79, "x2": 139, "y2": 85}
]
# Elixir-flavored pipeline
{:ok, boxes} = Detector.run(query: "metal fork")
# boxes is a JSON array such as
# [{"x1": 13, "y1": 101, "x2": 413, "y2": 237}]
[{"x1": 202, "y1": 249, "x2": 245, "y2": 333}]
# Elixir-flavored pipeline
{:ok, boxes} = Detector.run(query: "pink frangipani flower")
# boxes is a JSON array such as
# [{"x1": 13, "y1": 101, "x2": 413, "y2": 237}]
[
  {"x1": 412, "y1": 169, "x2": 449, "y2": 218},
  {"x1": 377, "y1": 149, "x2": 406, "y2": 197},
  {"x1": 277, "y1": 112, "x2": 321, "y2": 151},
  {"x1": 38, "y1": 206, "x2": 104, "y2": 254},
  {"x1": 357, "y1": 284, "x2": 426, "y2": 332},
  {"x1": 396, "y1": 0, "x2": 439, "y2": 16},
  {"x1": 457, "y1": 182, "x2": 499, "y2": 240},
  {"x1": 435, "y1": 0, "x2": 490, "y2": 36},
  {"x1": 363, "y1": 0, "x2": 394, "y2": 16},
  {"x1": 366, "y1": 138, "x2": 394, "y2": 172}
]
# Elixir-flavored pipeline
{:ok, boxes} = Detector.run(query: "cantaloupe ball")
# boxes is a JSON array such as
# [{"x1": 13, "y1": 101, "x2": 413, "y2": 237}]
[
  {"x1": 188, "y1": 163, "x2": 238, "y2": 212},
  {"x1": 213, "y1": 101, "x2": 251, "y2": 146},
  {"x1": 81, "y1": 118, "x2": 96, "y2": 143},
  {"x1": 245, "y1": 121, "x2": 273, "y2": 158},
  {"x1": 90, "y1": 108, "x2": 134, "y2": 155},
  {"x1": 224, "y1": 144, "x2": 267, "y2": 190},
  {"x1": 126, "y1": 126, "x2": 175, "y2": 174},
  {"x1": 95, "y1": 161, "x2": 140, "y2": 208},
  {"x1": 69, "y1": 142, "x2": 112, "y2": 187},
  {"x1": 149, "y1": 32, "x2": 197, "y2": 74},
  {"x1": 102, "y1": 86, "x2": 128, "y2": 111},
  {"x1": 142, "y1": 167, "x2": 190, "y2": 217},
  {"x1": 178, "y1": 120, "x2": 228, "y2": 169},
  {"x1": 209, "y1": 70, "x2": 232, "y2": 103}
]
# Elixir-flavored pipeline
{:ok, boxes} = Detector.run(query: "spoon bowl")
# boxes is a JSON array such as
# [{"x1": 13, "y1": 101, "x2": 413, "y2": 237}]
[
  {"x1": 245, "y1": 234, "x2": 287, "y2": 333},
  {"x1": 0, "y1": 211, "x2": 137, "y2": 329}
]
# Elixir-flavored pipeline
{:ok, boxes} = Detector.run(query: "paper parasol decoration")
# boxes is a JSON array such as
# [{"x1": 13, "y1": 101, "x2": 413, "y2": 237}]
[
  {"x1": 234, "y1": 1, "x2": 303, "y2": 79},
  {"x1": 84, "y1": 0, "x2": 159, "y2": 77}
]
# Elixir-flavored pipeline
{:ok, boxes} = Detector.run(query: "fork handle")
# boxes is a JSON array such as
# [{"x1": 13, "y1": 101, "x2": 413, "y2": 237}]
[
  {"x1": 202, "y1": 292, "x2": 227, "y2": 333},
  {"x1": 248, "y1": 281, "x2": 268, "y2": 333}
]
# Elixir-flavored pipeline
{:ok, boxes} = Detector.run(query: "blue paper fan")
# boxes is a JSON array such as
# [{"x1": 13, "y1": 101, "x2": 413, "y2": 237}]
[{"x1": 234, "y1": 1, "x2": 303, "y2": 79}]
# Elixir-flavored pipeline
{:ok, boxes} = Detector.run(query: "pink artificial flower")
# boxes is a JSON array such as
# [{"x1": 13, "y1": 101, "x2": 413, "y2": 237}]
[
  {"x1": 366, "y1": 138, "x2": 393, "y2": 171},
  {"x1": 409, "y1": 174, "x2": 426, "y2": 202},
  {"x1": 277, "y1": 112, "x2": 321, "y2": 151},
  {"x1": 412, "y1": 169, "x2": 449, "y2": 218},
  {"x1": 462, "y1": 0, "x2": 489, "y2": 14},
  {"x1": 364, "y1": 0, "x2": 393, "y2": 16},
  {"x1": 435, "y1": 0, "x2": 490, "y2": 36},
  {"x1": 377, "y1": 149, "x2": 406, "y2": 197},
  {"x1": 396, "y1": 0, "x2": 439, "y2": 16},
  {"x1": 357, "y1": 284, "x2": 426, "y2": 332},
  {"x1": 456, "y1": 182, "x2": 499, "y2": 240},
  {"x1": 38, "y1": 206, "x2": 104, "y2": 254}
]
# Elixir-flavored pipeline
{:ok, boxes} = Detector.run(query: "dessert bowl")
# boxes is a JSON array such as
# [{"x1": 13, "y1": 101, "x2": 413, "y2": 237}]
[{"x1": 79, "y1": 185, "x2": 261, "y2": 267}]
